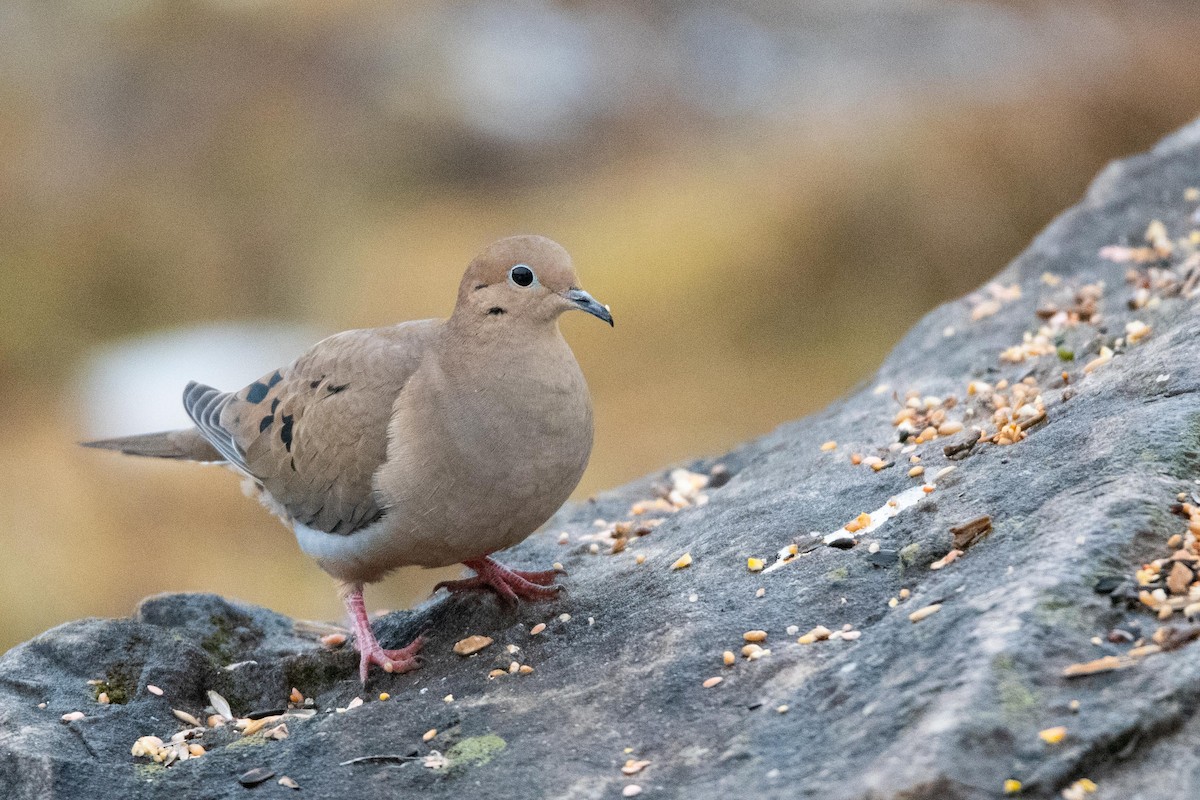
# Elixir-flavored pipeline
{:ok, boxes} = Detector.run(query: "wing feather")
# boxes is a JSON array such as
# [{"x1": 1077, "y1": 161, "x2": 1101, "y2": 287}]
[{"x1": 184, "y1": 320, "x2": 440, "y2": 535}]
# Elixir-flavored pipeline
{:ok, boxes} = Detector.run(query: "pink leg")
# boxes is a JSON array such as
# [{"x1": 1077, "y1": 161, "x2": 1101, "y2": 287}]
[
  {"x1": 433, "y1": 556, "x2": 565, "y2": 604},
  {"x1": 341, "y1": 583, "x2": 423, "y2": 683}
]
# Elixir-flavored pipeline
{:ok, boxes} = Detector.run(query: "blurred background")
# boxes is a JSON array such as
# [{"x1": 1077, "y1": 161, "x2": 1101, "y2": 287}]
[{"x1": 3, "y1": 0, "x2": 1199, "y2": 653}]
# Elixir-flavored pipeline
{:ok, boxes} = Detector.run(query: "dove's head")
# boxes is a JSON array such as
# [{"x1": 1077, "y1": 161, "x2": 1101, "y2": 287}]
[{"x1": 454, "y1": 235, "x2": 613, "y2": 329}]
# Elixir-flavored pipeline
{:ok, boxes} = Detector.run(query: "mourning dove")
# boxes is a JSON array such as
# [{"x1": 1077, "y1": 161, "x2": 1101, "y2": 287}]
[{"x1": 85, "y1": 235, "x2": 612, "y2": 681}]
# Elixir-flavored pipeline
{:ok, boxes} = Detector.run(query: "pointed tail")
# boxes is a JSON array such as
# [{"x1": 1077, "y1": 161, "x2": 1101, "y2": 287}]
[{"x1": 81, "y1": 428, "x2": 225, "y2": 463}]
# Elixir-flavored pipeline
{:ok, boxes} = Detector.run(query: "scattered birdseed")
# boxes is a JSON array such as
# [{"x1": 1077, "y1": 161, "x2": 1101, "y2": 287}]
[
  {"x1": 289, "y1": 688, "x2": 303, "y2": 704},
  {"x1": 776, "y1": 705, "x2": 789, "y2": 714},
  {"x1": 172, "y1": 709, "x2": 201, "y2": 727},
  {"x1": 188, "y1": 744, "x2": 206, "y2": 757},
  {"x1": 557, "y1": 532, "x2": 570, "y2": 544},
  {"x1": 278, "y1": 776, "x2": 300, "y2": 790},
  {"x1": 929, "y1": 550, "x2": 963, "y2": 570},
  {"x1": 797, "y1": 626, "x2": 832, "y2": 645},
  {"x1": 242, "y1": 716, "x2": 282, "y2": 734},
  {"x1": 131, "y1": 736, "x2": 166, "y2": 760},
  {"x1": 1004, "y1": 779, "x2": 1022, "y2": 794},
  {"x1": 908, "y1": 466, "x2": 925, "y2": 478},
  {"x1": 531, "y1": 623, "x2": 547, "y2": 635},
  {"x1": 623, "y1": 786, "x2": 643, "y2": 798},
  {"x1": 785, "y1": 625, "x2": 799, "y2": 636},
  {"x1": 454, "y1": 635, "x2": 494, "y2": 655},
  {"x1": 97, "y1": 692, "x2": 109, "y2": 705},
  {"x1": 146, "y1": 685, "x2": 163, "y2": 697},
  {"x1": 423, "y1": 751, "x2": 449, "y2": 769},
  {"x1": 1062, "y1": 778, "x2": 1098, "y2": 800},
  {"x1": 238, "y1": 767, "x2": 276, "y2": 787},
  {"x1": 842, "y1": 630, "x2": 862, "y2": 641},
  {"x1": 347, "y1": 697, "x2": 364, "y2": 710},
  {"x1": 1038, "y1": 726, "x2": 1067, "y2": 744},
  {"x1": 1083, "y1": 346, "x2": 1113, "y2": 373},
  {"x1": 589, "y1": 543, "x2": 601, "y2": 554},
  {"x1": 208, "y1": 690, "x2": 233, "y2": 721},
  {"x1": 519, "y1": 665, "x2": 534, "y2": 674},
  {"x1": 379, "y1": 693, "x2": 390, "y2": 702},
  {"x1": 1125, "y1": 320, "x2": 1151, "y2": 344},
  {"x1": 908, "y1": 604, "x2": 942, "y2": 623},
  {"x1": 508, "y1": 661, "x2": 520, "y2": 674},
  {"x1": 263, "y1": 724, "x2": 289, "y2": 741},
  {"x1": 747, "y1": 557, "x2": 764, "y2": 572},
  {"x1": 423, "y1": 729, "x2": 437, "y2": 742},
  {"x1": 507, "y1": 644, "x2": 521, "y2": 654},
  {"x1": 688, "y1": 593, "x2": 698, "y2": 602},
  {"x1": 443, "y1": 694, "x2": 454, "y2": 703},
  {"x1": 899, "y1": 589, "x2": 910, "y2": 599},
  {"x1": 702, "y1": 677, "x2": 723, "y2": 688},
  {"x1": 671, "y1": 553, "x2": 693, "y2": 570},
  {"x1": 723, "y1": 651, "x2": 735, "y2": 666},
  {"x1": 60, "y1": 712, "x2": 84, "y2": 723},
  {"x1": 820, "y1": 441, "x2": 837, "y2": 451},
  {"x1": 487, "y1": 669, "x2": 506, "y2": 679},
  {"x1": 622, "y1": 759, "x2": 651, "y2": 775},
  {"x1": 755, "y1": 588, "x2": 766, "y2": 598},
  {"x1": 559, "y1": 613, "x2": 571, "y2": 623},
  {"x1": 320, "y1": 633, "x2": 347, "y2": 648}
]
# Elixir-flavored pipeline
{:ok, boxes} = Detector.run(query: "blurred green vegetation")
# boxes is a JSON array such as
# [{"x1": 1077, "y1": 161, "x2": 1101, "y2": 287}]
[{"x1": 3, "y1": 0, "x2": 1200, "y2": 653}]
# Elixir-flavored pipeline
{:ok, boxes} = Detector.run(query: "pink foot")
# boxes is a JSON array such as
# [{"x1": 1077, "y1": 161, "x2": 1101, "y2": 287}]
[
  {"x1": 434, "y1": 556, "x2": 565, "y2": 604},
  {"x1": 342, "y1": 583, "x2": 423, "y2": 683}
]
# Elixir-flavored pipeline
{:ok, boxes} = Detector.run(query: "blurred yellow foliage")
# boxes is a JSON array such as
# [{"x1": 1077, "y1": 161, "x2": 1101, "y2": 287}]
[{"x1": 4, "y1": 0, "x2": 1200, "y2": 652}]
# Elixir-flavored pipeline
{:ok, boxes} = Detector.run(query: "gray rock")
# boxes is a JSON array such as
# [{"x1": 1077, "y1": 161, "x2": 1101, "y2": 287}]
[{"x1": 4, "y1": 120, "x2": 1200, "y2": 800}]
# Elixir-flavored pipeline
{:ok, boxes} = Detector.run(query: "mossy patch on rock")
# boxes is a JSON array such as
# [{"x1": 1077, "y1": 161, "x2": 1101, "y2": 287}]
[
  {"x1": 992, "y1": 654, "x2": 1039, "y2": 724},
  {"x1": 447, "y1": 734, "x2": 506, "y2": 769},
  {"x1": 199, "y1": 611, "x2": 261, "y2": 665},
  {"x1": 282, "y1": 653, "x2": 349, "y2": 697},
  {"x1": 92, "y1": 664, "x2": 136, "y2": 705}
]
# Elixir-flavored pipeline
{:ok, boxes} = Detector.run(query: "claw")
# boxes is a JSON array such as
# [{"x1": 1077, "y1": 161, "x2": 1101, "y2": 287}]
[
  {"x1": 342, "y1": 584, "x2": 423, "y2": 683},
  {"x1": 434, "y1": 556, "x2": 565, "y2": 603}
]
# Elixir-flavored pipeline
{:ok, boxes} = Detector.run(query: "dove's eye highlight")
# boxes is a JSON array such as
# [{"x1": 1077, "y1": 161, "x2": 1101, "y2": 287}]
[{"x1": 509, "y1": 265, "x2": 534, "y2": 287}]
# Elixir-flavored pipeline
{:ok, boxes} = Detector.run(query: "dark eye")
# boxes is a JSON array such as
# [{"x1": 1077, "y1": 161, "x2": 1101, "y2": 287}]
[{"x1": 509, "y1": 265, "x2": 535, "y2": 287}]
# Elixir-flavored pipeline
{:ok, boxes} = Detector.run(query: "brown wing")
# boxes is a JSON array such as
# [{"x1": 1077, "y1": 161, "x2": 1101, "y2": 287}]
[{"x1": 184, "y1": 320, "x2": 440, "y2": 534}]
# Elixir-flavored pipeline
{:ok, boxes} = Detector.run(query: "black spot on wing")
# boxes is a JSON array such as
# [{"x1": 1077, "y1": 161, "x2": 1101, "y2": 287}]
[
  {"x1": 488, "y1": 307, "x2": 506, "y2": 316},
  {"x1": 279, "y1": 414, "x2": 294, "y2": 452},
  {"x1": 259, "y1": 415, "x2": 274, "y2": 433},
  {"x1": 270, "y1": 398, "x2": 280, "y2": 412},
  {"x1": 326, "y1": 383, "x2": 348, "y2": 395},
  {"x1": 266, "y1": 370, "x2": 283, "y2": 389},
  {"x1": 245, "y1": 382, "x2": 269, "y2": 404}
]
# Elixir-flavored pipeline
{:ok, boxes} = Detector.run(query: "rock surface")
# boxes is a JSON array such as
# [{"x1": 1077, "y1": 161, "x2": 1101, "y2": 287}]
[{"x1": 3, "y1": 122, "x2": 1200, "y2": 800}]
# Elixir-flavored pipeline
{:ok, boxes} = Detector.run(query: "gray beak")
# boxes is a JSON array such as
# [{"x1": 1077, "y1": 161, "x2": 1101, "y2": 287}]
[{"x1": 564, "y1": 288, "x2": 614, "y2": 327}]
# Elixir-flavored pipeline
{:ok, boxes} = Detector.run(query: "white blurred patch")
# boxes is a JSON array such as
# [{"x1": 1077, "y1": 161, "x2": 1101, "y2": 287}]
[{"x1": 77, "y1": 322, "x2": 319, "y2": 438}]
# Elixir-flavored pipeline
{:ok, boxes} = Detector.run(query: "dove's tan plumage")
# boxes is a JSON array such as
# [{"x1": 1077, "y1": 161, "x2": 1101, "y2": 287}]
[{"x1": 86, "y1": 235, "x2": 613, "y2": 681}]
